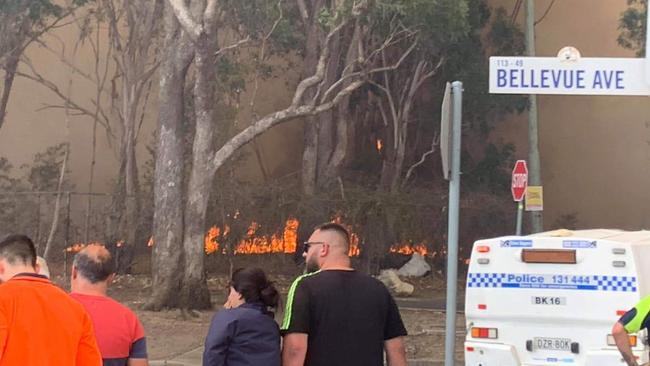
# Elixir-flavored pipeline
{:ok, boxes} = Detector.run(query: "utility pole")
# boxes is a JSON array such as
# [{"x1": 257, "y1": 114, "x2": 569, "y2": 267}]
[{"x1": 525, "y1": 0, "x2": 543, "y2": 233}]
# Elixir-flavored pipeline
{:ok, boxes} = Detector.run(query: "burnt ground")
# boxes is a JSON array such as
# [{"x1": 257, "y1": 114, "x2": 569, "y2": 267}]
[{"x1": 49, "y1": 255, "x2": 467, "y2": 363}]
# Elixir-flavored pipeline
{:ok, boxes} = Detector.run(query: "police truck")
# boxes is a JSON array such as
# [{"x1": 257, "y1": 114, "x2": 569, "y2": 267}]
[{"x1": 464, "y1": 229, "x2": 650, "y2": 365}]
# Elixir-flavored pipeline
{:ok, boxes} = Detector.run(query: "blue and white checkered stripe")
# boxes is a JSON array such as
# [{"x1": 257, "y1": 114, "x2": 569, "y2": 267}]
[
  {"x1": 593, "y1": 275, "x2": 637, "y2": 292},
  {"x1": 467, "y1": 273, "x2": 507, "y2": 288},
  {"x1": 467, "y1": 273, "x2": 637, "y2": 292}
]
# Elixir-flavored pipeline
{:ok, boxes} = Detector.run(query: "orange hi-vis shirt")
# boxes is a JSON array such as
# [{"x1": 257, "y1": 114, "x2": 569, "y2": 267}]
[{"x1": 0, "y1": 273, "x2": 102, "y2": 366}]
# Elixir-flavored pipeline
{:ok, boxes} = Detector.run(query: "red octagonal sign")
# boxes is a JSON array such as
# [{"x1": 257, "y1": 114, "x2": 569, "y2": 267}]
[{"x1": 511, "y1": 160, "x2": 528, "y2": 202}]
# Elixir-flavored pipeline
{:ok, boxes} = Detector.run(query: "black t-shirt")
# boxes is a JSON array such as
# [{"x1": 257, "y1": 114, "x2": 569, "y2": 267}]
[{"x1": 281, "y1": 270, "x2": 407, "y2": 366}]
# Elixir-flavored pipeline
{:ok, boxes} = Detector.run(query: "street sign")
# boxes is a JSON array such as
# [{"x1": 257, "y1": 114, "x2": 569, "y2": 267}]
[
  {"x1": 525, "y1": 186, "x2": 543, "y2": 211},
  {"x1": 489, "y1": 56, "x2": 650, "y2": 96},
  {"x1": 440, "y1": 82, "x2": 452, "y2": 180},
  {"x1": 512, "y1": 160, "x2": 528, "y2": 202}
]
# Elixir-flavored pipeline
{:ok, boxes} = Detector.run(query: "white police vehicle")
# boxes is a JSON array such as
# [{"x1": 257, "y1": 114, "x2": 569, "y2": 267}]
[{"x1": 464, "y1": 229, "x2": 650, "y2": 365}]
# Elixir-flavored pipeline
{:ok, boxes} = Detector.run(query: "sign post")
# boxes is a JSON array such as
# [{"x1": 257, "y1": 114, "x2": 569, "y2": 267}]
[
  {"x1": 443, "y1": 81, "x2": 462, "y2": 366},
  {"x1": 512, "y1": 160, "x2": 528, "y2": 235}
]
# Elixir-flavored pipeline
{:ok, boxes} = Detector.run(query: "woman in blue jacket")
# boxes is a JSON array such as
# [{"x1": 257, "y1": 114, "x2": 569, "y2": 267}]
[{"x1": 203, "y1": 267, "x2": 281, "y2": 366}]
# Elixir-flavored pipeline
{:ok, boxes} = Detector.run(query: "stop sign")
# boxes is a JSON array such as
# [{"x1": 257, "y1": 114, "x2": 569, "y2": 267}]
[{"x1": 511, "y1": 160, "x2": 528, "y2": 202}]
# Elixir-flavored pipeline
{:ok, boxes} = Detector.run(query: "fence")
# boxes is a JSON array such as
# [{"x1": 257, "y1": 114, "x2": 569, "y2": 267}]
[{"x1": 0, "y1": 191, "x2": 142, "y2": 262}]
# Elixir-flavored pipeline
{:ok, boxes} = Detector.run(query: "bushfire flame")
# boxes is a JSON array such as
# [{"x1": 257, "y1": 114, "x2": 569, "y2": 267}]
[
  {"x1": 389, "y1": 242, "x2": 428, "y2": 256},
  {"x1": 376, "y1": 139, "x2": 383, "y2": 152},
  {"x1": 73, "y1": 219, "x2": 433, "y2": 259},
  {"x1": 204, "y1": 218, "x2": 299, "y2": 255}
]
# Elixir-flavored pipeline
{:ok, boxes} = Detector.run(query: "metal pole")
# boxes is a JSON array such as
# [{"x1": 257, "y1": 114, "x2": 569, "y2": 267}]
[
  {"x1": 645, "y1": 2, "x2": 650, "y2": 85},
  {"x1": 516, "y1": 202, "x2": 523, "y2": 235},
  {"x1": 526, "y1": 0, "x2": 543, "y2": 233},
  {"x1": 444, "y1": 81, "x2": 462, "y2": 366}
]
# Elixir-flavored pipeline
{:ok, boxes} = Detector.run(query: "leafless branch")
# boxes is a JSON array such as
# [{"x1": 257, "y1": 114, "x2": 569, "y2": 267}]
[
  {"x1": 214, "y1": 37, "x2": 251, "y2": 57},
  {"x1": 321, "y1": 39, "x2": 417, "y2": 103},
  {"x1": 291, "y1": 20, "x2": 348, "y2": 107},
  {"x1": 15, "y1": 61, "x2": 113, "y2": 136},
  {"x1": 211, "y1": 79, "x2": 365, "y2": 173},
  {"x1": 403, "y1": 131, "x2": 440, "y2": 187}
]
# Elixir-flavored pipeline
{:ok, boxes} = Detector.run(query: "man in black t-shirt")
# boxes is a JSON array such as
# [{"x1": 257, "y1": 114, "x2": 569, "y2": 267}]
[{"x1": 281, "y1": 222, "x2": 408, "y2": 366}]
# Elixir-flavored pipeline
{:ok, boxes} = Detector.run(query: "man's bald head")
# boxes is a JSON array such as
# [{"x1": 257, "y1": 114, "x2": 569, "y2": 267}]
[
  {"x1": 314, "y1": 222, "x2": 350, "y2": 252},
  {"x1": 73, "y1": 244, "x2": 115, "y2": 284}
]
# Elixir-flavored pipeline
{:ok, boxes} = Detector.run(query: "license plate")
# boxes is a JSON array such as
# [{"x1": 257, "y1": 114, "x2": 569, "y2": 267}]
[
  {"x1": 531, "y1": 296, "x2": 566, "y2": 305},
  {"x1": 534, "y1": 337, "x2": 571, "y2": 351}
]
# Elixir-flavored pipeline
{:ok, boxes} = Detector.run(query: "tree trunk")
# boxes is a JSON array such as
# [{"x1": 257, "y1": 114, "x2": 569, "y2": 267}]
[
  {"x1": 117, "y1": 81, "x2": 141, "y2": 274},
  {"x1": 302, "y1": 118, "x2": 319, "y2": 195},
  {"x1": 145, "y1": 3, "x2": 193, "y2": 310},
  {"x1": 322, "y1": 23, "x2": 359, "y2": 182},
  {"x1": 300, "y1": 0, "x2": 325, "y2": 195},
  {"x1": 180, "y1": 32, "x2": 216, "y2": 310},
  {"x1": 43, "y1": 147, "x2": 68, "y2": 262},
  {"x1": 0, "y1": 49, "x2": 19, "y2": 132}
]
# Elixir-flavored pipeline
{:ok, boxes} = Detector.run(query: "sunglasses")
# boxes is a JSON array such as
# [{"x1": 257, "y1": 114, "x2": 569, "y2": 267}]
[{"x1": 303, "y1": 241, "x2": 326, "y2": 253}]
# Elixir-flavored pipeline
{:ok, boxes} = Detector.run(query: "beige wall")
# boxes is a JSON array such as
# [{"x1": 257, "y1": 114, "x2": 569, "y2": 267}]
[{"x1": 491, "y1": 0, "x2": 650, "y2": 230}]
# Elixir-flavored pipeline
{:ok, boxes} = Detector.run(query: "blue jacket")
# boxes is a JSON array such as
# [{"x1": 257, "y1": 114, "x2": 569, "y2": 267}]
[{"x1": 203, "y1": 302, "x2": 281, "y2": 366}]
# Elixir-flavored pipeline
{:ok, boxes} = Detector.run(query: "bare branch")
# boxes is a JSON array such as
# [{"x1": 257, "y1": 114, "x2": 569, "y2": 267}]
[
  {"x1": 211, "y1": 80, "x2": 365, "y2": 173},
  {"x1": 15, "y1": 63, "x2": 113, "y2": 136},
  {"x1": 167, "y1": 0, "x2": 202, "y2": 40},
  {"x1": 291, "y1": 20, "x2": 348, "y2": 107},
  {"x1": 214, "y1": 37, "x2": 251, "y2": 57},
  {"x1": 403, "y1": 132, "x2": 440, "y2": 187},
  {"x1": 321, "y1": 39, "x2": 417, "y2": 103}
]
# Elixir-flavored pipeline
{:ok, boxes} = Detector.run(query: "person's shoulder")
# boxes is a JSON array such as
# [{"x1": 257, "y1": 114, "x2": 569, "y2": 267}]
[
  {"x1": 212, "y1": 307, "x2": 245, "y2": 326},
  {"x1": 72, "y1": 293, "x2": 140, "y2": 319},
  {"x1": 289, "y1": 270, "x2": 323, "y2": 288},
  {"x1": 356, "y1": 272, "x2": 391, "y2": 291}
]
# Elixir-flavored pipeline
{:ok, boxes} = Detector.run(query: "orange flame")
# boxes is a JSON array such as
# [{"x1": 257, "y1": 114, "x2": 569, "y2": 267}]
[
  {"x1": 147, "y1": 236, "x2": 154, "y2": 247},
  {"x1": 204, "y1": 226, "x2": 220, "y2": 255},
  {"x1": 203, "y1": 219, "x2": 299, "y2": 255},
  {"x1": 64, "y1": 242, "x2": 105, "y2": 253},
  {"x1": 376, "y1": 139, "x2": 383, "y2": 152},
  {"x1": 389, "y1": 242, "x2": 429, "y2": 256},
  {"x1": 331, "y1": 215, "x2": 360, "y2": 257}
]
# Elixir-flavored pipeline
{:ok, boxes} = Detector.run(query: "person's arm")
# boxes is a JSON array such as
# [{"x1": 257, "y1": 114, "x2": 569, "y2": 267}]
[
  {"x1": 0, "y1": 308, "x2": 8, "y2": 360},
  {"x1": 281, "y1": 276, "x2": 311, "y2": 366},
  {"x1": 128, "y1": 337, "x2": 149, "y2": 366},
  {"x1": 613, "y1": 321, "x2": 639, "y2": 366},
  {"x1": 203, "y1": 311, "x2": 236, "y2": 366},
  {"x1": 282, "y1": 333, "x2": 308, "y2": 366},
  {"x1": 128, "y1": 316, "x2": 149, "y2": 366},
  {"x1": 77, "y1": 312, "x2": 103, "y2": 365},
  {"x1": 382, "y1": 286, "x2": 408, "y2": 366},
  {"x1": 384, "y1": 337, "x2": 407, "y2": 366},
  {"x1": 127, "y1": 358, "x2": 148, "y2": 366}
]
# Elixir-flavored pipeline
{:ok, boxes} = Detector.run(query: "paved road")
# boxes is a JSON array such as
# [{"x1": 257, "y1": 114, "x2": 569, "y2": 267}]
[
  {"x1": 150, "y1": 298, "x2": 466, "y2": 366},
  {"x1": 396, "y1": 297, "x2": 465, "y2": 312}
]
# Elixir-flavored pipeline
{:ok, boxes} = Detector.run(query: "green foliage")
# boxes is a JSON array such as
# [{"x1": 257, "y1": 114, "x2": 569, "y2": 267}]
[
  {"x1": 465, "y1": 143, "x2": 515, "y2": 193},
  {"x1": 23, "y1": 143, "x2": 73, "y2": 191},
  {"x1": 220, "y1": 0, "x2": 303, "y2": 54},
  {"x1": 216, "y1": 56, "x2": 248, "y2": 96},
  {"x1": 443, "y1": 4, "x2": 526, "y2": 134},
  {"x1": 618, "y1": 0, "x2": 647, "y2": 56}
]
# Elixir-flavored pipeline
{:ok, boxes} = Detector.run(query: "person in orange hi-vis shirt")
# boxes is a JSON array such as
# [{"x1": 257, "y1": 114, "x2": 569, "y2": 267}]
[{"x1": 0, "y1": 234, "x2": 102, "y2": 365}]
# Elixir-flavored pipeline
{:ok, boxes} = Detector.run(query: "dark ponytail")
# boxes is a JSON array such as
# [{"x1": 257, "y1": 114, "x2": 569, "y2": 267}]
[{"x1": 231, "y1": 267, "x2": 280, "y2": 310}]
